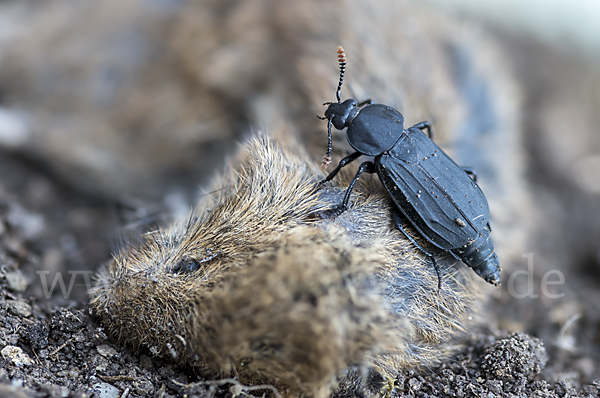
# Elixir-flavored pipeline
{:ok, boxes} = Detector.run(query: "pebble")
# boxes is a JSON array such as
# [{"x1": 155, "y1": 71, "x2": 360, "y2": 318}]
[
  {"x1": 96, "y1": 344, "x2": 117, "y2": 357},
  {"x1": 6, "y1": 300, "x2": 33, "y2": 317},
  {"x1": 5, "y1": 271, "x2": 28, "y2": 292},
  {"x1": 91, "y1": 383, "x2": 119, "y2": 398},
  {"x1": 1, "y1": 345, "x2": 34, "y2": 366}
]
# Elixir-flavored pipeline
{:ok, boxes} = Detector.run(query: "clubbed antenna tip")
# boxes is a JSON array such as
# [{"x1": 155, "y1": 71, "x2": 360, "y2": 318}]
[
  {"x1": 337, "y1": 46, "x2": 346, "y2": 63},
  {"x1": 335, "y1": 46, "x2": 346, "y2": 103},
  {"x1": 321, "y1": 154, "x2": 331, "y2": 170}
]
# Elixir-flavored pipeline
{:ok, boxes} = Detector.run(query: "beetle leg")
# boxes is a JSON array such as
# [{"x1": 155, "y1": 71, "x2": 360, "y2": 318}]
[
  {"x1": 411, "y1": 121, "x2": 433, "y2": 139},
  {"x1": 323, "y1": 161, "x2": 376, "y2": 218},
  {"x1": 339, "y1": 160, "x2": 376, "y2": 207},
  {"x1": 392, "y1": 209, "x2": 442, "y2": 291},
  {"x1": 461, "y1": 166, "x2": 477, "y2": 182},
  {"x1": 317, "y1": 151, "x2": 362, "y2": 187}
]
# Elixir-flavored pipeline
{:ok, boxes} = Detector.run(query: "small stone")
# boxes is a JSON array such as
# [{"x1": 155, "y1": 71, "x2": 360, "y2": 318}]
[
  {"x1": 96, "y1": 344, "x2": 117, "y2": 357},
  {"x1": 91, "y1": 383, "x2": 119, "y2": 398},
  {"x1": 1, "y1": 345, "x2": 34, "y2": 366},
  {"x1": 6, "y1": 300, "x2": 32, "y2": 317},
  {"x1": 5, "y1": 271, "x2": 28, "y2": 292}
]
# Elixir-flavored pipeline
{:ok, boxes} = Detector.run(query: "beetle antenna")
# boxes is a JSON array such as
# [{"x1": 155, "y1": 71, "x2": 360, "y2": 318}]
[
  {"x1": 322, "y1": 119, "x2": 333, "y2": 170},
  {"x1": 335, "y1": 46, "x2": 346, "y2": 103},
  {"x1": 321, "y1": 47, "x2": 346, "y2": 170},
  {"x1": 322, "y1": 47, "x2": 345, "y2": 170}
]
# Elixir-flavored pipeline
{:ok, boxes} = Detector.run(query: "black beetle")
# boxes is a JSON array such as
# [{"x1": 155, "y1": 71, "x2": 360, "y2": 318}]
[{"x1": 317, "y1": 47, "x2": 501, "y2": 287}]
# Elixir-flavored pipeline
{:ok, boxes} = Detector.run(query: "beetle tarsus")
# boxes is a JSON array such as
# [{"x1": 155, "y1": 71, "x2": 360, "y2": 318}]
[
  {"x1": 328, "y1": 204, "x2": 348, "y2": 218},
  {"x1": 319, "y1": 161, "x2": 375, "y2": 221},
  {"x1": 461, "y1": 166, "x2": 477, "y2": 182},
  {"x1": 311, "y1": 204, "x2": 348, "y2": 220}
]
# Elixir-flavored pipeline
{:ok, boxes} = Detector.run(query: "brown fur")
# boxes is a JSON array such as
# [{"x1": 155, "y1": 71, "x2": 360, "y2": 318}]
[{"x1": 90, "y1": 135, "x2": 484, "y2": 397}]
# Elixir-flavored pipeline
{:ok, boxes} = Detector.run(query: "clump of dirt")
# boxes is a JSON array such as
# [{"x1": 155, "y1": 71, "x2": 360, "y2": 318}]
[
  {"x1": 481, "y1": 332, "x2": 548, "y2": 382},
  {"x1": 389, "y1": 333, "x2": 598, "y2": 398}
]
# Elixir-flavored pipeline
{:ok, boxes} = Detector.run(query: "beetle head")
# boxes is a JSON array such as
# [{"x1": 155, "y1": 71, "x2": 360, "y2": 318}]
[{"x1": 324, "y1": 99, "x2": 359, "y2": 130}]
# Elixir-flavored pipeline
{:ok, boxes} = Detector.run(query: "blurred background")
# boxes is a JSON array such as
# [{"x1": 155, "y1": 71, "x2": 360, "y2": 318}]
[{"x1": 0, "y1": 0, "x2": 599, "y2": 388}]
